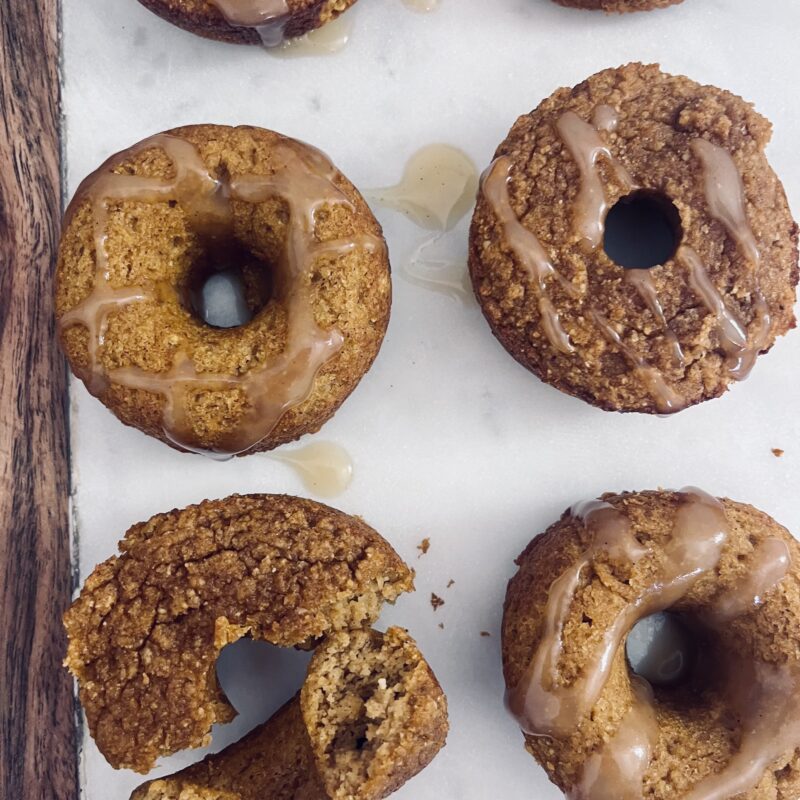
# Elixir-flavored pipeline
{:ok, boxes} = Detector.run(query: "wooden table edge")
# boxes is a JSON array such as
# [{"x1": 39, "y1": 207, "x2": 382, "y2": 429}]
[{"x1": 1, "y1": 1, "x2": 79, "y2": 798}]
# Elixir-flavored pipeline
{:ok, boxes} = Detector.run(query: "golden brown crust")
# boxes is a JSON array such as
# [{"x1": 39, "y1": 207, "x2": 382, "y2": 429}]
[
  {"x1": 56, "y1": 124, "x2": 391, "y2": 454},
  {"x1": 130, "y1": 698, "x2": 326, "y2": 799},
  {"x1": 136, "y1": 0, "x2": 357, "y2": 44},
  {"x1": 469, "y1": 63, "x2": 799, "y2": 413},
  {"x1": 64, "y1": 494, "x2": 413, "y2": 773},
  {"x1": 552, "y1": 0, "x2": 684, "y2": 11},
  {"x1": 502, "y1": 490, "x2": 800, "y2": 798},
  {"x1": 130, "y1": 628, "x2": 448, "y2": 800}
]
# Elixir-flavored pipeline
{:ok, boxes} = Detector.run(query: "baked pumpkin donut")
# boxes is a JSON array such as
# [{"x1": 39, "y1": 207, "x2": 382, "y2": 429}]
[
  {"x1": 56, "y1": 125, "x2": 390, "y2": 456},
  {"x1": 136, "y1": 0, "x2": 357, "y2": 46},
  {"x1": 503, "y1": 488, "x2": 800, "y2": 799},
  {"x1": 131, "y1": 627, "x2": 449, "y2": 799},
  {"x1": 469, "y1": 63, "x2": 798, "y2": 413},
  {"x1": 63, "y1": 494, "x2": 414, "y2": 773},
  {"x1": 552, "y1": 0, "x2": 684, "y2": 11}
]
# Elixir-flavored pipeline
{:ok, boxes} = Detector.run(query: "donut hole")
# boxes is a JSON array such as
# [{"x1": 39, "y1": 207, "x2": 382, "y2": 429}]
[
  {"x1": 626, "y1": 611, "x2": 698, "y2": 688},
  {"x1": 185, "y1": 241, "x2": 274, "y2": 329},
  {"x1": 604, "y1": 190, "x2": 682, "y2": 269},
  {"x1": 215, "y1": 637, "x2": 313, "y2": 735}
]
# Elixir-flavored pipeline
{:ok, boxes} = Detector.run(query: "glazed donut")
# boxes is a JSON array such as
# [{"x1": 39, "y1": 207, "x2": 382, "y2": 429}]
[
  {"x1": 502, "y1": 488, "x2": 800, "y2": 799},
  {"x1": 469, "y1": 63, "x2": 798, "y2": 414},
  {"x1": 136, "y1": 0, "x2": 357, "y2": 46},
  {"x1": 131, "y1": 627, "x2": 449, "y2": 800},
  {"x1": 63, "y1": 494, "x2": 414, "y2": 773},
  {"x1": 56, "y1": 125, "x2": 390, "y2": 456},
  {"x1": 552, "y1": 0, "x2": 683, "y2": 11}
]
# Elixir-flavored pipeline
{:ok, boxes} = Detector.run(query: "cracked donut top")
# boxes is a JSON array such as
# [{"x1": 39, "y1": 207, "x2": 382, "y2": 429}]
[
  {"x1": 470, "y1": 63, "x2": 798, "y2": 414},
  {"x1": 136, "y1": 0, "x2": 358, "y2": 46},
  {"x1": 503, "y1": 489, "x2": 800, "y2": 799},
  {"x1": 132, "y1": 628, "x2": 449, "y2": 800},
  {"x1": 56, "y1": 125, "x2": 390, "y2": 456},
  {"x1": 63, "y1": 494, "x2": 413, "y2": 773}
]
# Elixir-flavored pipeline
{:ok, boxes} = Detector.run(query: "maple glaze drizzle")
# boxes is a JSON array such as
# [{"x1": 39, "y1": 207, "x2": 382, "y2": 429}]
[
  {"x1": 690, "y1": 138, "x2": 771, "y2": 379},
  {"x1": 480, "y1": 157, "x2": 578, "y2": 354},
  {"x1": 506, "y1": 499, "x2": 648, "y2": 737},
  {"x1": 510, "y1": 489, "x2": 800, "y2": 800},
  {"x1": 482, "y1": 108, "x2": 771, "y2": 409},
  {"x1": 507, "y1": 489, "x2": 727, "y2": 738},
  {"x1": 60, "y1": 135, "x2": 231, "y2": 395},
  {"x1": 568, "y1": 677, "x2": 659, "y2": 800},
  {"x1": 209, "y1": 0, "x2": 290, "y2": 46},
  {"x1": 592, "y1": 311, "x2": 685, "y2": 413},
  {"x1": 683, "y1": 659, "x2": 800, "y2": 800},
  {"x1": 554, "y1": 107, "x2": 688, "y2": 409},
  {"x1": 679, "y1": 245, "x2": 750, "y2": 377},
  {"x1": 710, "y1": 537, "x2": 791, "y2": 623},
  {"x1": 556, "y1": 110, "x2": 636, "y2": 251},
  {"x1": 59, "y1": 134, "x2": 381, "y2": 456},
  {"x1": 270, "y1": 10, "x2": 352, "y2": 57},
  {"x1": 625, "y1": 269, "x2": 685, "y2": 369}
]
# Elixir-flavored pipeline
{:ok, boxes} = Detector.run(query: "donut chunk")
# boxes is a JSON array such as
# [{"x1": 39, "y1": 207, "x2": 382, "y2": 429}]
[
  {"x1": 131, "y1": 627, "x2": 449, "y2": 799},
  {"x1": 503, "y1": 489, "x2": 800, "y2": 799},
  {"x1": 63, "y1": 494, "x2": 413, "y2": 773},
  {"x1": 470, "y1": 64, "x2": 798, "y2": 414},
  {"x1": 56, "y1": 125, "x2": 391, "y2": 456},
  {"x1": 552, "y1": 0, "x2": 683, "y2": 11},
  {"x1": 136, "y1": 0, "x2": 357, "y2": 46}
]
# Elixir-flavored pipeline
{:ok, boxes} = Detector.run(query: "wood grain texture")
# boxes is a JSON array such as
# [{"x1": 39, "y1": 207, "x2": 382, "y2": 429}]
[{"x1": 0, "y1": 1, "x2": 78, "y2": 799}]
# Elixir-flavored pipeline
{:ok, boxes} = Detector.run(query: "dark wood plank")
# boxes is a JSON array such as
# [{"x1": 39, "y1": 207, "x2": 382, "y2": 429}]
[{"x1": 0, "y1": 1, "x2": 78, "y2": 798}]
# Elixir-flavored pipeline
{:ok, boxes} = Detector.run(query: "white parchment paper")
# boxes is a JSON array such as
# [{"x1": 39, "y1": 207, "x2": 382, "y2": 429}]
[{"x1": 64, "y1": 0, "x2": 800, "y2": 797}]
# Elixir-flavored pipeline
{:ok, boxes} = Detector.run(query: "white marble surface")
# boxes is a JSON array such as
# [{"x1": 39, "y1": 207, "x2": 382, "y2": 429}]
[{"x1": 63, "y1": 1, "x2": 800, "y2": 798}]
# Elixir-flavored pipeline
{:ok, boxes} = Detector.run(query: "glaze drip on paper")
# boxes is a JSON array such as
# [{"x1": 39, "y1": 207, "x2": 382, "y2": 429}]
[
  {"x1": 269, "y1": 441, "x2": 354, "y2": 497},
  {"x1": 367, "y1": 144, "x2": 478, "y2": 232}
]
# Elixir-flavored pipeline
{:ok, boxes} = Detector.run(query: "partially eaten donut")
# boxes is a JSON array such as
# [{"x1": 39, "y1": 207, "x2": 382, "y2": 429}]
[
  {"x1": 131, "y1": 628, "x2": 448, "y2": 800},
  {"x1": 63, "y1": 494, "x2": 425, "y2": 774}
]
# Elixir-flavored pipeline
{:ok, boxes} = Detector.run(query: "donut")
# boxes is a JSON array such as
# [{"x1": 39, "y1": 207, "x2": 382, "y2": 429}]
[
  {"x1": 502, "y1": 488, "x2": 800, "y2": 799},
  {"x1": 551, "y1": 0, "x2": 684, "y2": 11},
  {"x1": 136, "y1": 0, "x2": 357, "y2": 46},
  {"x1": 131, "y1": 627, "x2": 448, "y2": 799},
  {"x1": 63, "y1": 494, "x2": 414, "y2": 773},
  {"x1": 469, "y1": 63, "x2": 798, "y2": 414},
  {"x1": 56, "y1": 125, "x2": 390, "y2": 456}
]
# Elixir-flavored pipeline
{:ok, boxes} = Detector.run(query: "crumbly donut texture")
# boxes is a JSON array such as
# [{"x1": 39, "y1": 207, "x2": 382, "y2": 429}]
[
  {"x1": 469, "y1": 64, "x2": 798, "y2": 413},
  {"x1": 552, "y1": 0, "x2": 684, "y2": 11},
  {"x1": 131, "y1": 628, "x2": 449, "y2": 800},
  {"x1": 63, "y1": 494, "x2": 413, "y2": 773},
  {"x1": 56, "y1": 124, "x2": 391, "y2": 454},
  {"x1": 503, "y1": 490, "x2": 800, "y2": 798},
  {"x1": 302, "y1": 628, "x2": 448, "y2": 800},
  {"x1": 137, "y1": 0, "x2": 357, "y2": 44}
]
